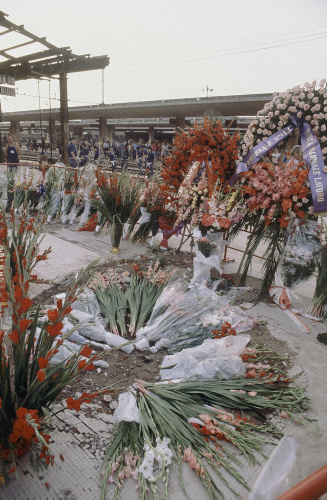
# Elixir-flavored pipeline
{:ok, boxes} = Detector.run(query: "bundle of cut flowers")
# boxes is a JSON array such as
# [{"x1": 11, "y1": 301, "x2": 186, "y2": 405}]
[
  {"x1": 89, "y1": 260, "x2": 175, "y2": 336},
  {"x1": 101, "y1": 373, "x2": 308, "y2": 500},
  {"x1": 129, "y1": 177, "x2": 166, "y2": 243},
  {"x1": 229, "y1": 159, "x2": 317, "y2": 299},
  {"x1": 0, "y1": 203, "x2": 109, "y2": 483},
  {"x1": 91, "y1": 170, "x2": 142, "y2": 225}
]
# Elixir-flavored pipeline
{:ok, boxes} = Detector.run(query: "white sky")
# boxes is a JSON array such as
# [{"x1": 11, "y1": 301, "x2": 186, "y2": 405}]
[{"x1": 1, "y1": 0, "x2": 327, "y2": 114}]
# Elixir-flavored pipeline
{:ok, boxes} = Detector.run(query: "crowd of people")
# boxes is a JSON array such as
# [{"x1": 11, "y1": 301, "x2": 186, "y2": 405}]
[{"x1": 66, "y1": 138, "x2": 174, "y2": 176}]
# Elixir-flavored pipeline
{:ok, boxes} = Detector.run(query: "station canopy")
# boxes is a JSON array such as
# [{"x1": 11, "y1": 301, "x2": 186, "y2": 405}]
[{"x1": 0, "y1": 10, "x2": 109, "y2": 80}]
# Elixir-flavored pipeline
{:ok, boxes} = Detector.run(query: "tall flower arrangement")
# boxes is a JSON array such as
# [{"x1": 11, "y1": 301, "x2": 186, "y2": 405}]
[{"x1": 229, "y1": 158, "x2": 316, "y2": 298}]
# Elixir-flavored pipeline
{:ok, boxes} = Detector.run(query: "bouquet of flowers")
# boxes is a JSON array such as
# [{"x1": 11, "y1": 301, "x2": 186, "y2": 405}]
[
  {"x1": 0, "y1": 203, "x2": 107, "y2": 483},
  {"x1": 129, "y1": 178, "x2": 166, "y2": 243},
  {"x1": 91, "y1": 171, "x2": 142, "y2": 225}
]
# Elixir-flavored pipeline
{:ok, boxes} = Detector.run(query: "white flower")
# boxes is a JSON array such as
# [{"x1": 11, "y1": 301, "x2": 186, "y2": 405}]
[
  {"x1": 308, "y1": 92, "x2": 314, "y2": 99},
  {"x1": 275, "y1": 110, "x2": 280, "y2": 116},
  {"x1": 292, "y1": 196, "x2": 298, "y2": 202},
  {"x1": 309, "y1": 206, "x2": 314, "y2": 215},
  {"x1": 321, "y1": 136, "x2": 327, "y2": 142},
  {"x1": 297, "y1": 202, "x2": 303, "y2": 207},
  {"x1": 323, "y1": 166, "x2": 327, "y2": 173},
  {"x1": 322, "y1": 124, "x2": 326, "y2": 132},
  {"x1": 306, "y1": 115, "x2": 311, "y2": 121},
  {"x1": 302, "y1": 198, "x2": 309, "y2": 203},
  {"x1": 312, "y1": 97, "x2": 319, "y2": 103},
  {"x1": 257, "y1": 128, "x2": 262, "y2": 134},
  {"x1": 297, "y1": 112, "x2": 302, "y2": 118},
  {"x1": 304, "y1": 104, "x2": 310, "y2": 110}
]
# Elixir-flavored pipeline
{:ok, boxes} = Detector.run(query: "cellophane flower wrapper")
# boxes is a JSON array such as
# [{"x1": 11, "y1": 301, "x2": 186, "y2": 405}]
[
  {"x1": 135, "y1": 282, "x2": 253, "y2": 353},
  {"x1": 277, "y1": 218, "x2": 321, "y2": 289},
  {"x1": 190, "y1": 237, "x2": 227, "y2": 285},
  {"x1": 160, "y1": 335, "x2": 250, "y2": 382}
]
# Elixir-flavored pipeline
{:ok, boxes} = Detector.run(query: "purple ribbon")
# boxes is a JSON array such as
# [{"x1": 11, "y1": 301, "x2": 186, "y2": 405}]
[{"x1": 233, "y1": 116, "x2": 327, "y2": 214}]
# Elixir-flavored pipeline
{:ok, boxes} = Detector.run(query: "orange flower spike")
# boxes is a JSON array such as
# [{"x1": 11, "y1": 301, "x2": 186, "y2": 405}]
[
  {"x1": 37, "y1": 369, "x2": 46, "y2": 382},
  {"x1": 8, "y1": 329, "x2": 19, "y2": 345},
  {"x1": 84, "y1": 362, "x2": 95, "y2": 371},
  {"x1": 38, "y1": 357, "x2": 49, "y2": 369},
  {"x1": 46, "y1": 322, "x2": 63, "y2": 338},
  {"x1": 19, "y1": 318, "x2": 32, "y2": 333},
  {"x1": 78, "y1": 359, "x2": 86, "y2": 370},
  {"x1": 80, "y1": 345, "x2": 92, "y2": 358},
  {"x1": 47, "y1": 309, "x2": 59, "y2": 323}
]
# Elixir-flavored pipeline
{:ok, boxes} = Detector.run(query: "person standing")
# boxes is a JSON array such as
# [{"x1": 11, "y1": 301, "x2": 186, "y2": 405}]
[
  {"x1": 146, "y1": 149, "x2": 154, "y2": 177},
  {"x1": 67, "y1": 137, "x2": 78, "y2": 168},
  {"x1": 109, "y1": 149, "x2": 117, "y2": 172},
  {"x1": 5, "y1": 134, "x2": 21, "y2": 212},
  {"x1": 5, "y1": 134, "x2": 20, "y2": 171}
]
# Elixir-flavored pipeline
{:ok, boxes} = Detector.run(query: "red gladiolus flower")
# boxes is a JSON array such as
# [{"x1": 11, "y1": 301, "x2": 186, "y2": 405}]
[
  {"x1": 66, "y1": 397, "x2": 82, "y2": 411},
  {"x1": 37, "y1": 369, "x2": 46, "y2": 382},
  {"x1": 80, "y1": 345, "x2": 92, "y2": 358},
  {"x1": 8, "y1": 329, "x2": 19, "y2": 345},
  {"x1": 0, "y1": 331, "x2": 4, "y2": 344},
  {"x1": 36, "y1": 255, "x2": 47, "y2": 261},
  {"x1": 20, "y1": 297, "x2": 33, "y2": 313},
  {"x1": 84, "y1": 363, "x2": 95, "y2": 371},
  {"x1": 78, "y1": 359, "x2": 86, "y2": 370},
  {"x1": 38, "y1": 357, "x2": 49, "y2": 369},
  {"x1": 46, "y1": 322, "x2": 63, "y2": 338},
  {"x1": 47, "y1": 309, "x2": 59, "y2": 322},
  {"x1": 16, "y1": 407, "x2": 28, "y2": 419},
  {"x1": 62, "y1": 306, "x2": 73, "y2": 316},
  {"x1": 19, "y1": 318, "x2": 32, "y2": 333}
]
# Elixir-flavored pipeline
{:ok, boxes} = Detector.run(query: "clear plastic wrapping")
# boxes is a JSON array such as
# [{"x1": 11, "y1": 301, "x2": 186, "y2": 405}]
[
  {"x1": 160, "y1": 335, "x2": 250, "y2": 382},
  {"x1": 136, "y1": 282, "x2": 254, "y2": 353},
  {"x1": 277, "y1": 218, "x2": 321, "y2": 288}
]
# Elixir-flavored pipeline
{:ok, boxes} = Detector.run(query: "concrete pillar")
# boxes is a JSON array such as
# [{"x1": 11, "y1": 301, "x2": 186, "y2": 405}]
[
  {"x1": 99, "y1": 117, "x2": 107, "y2": 143},
  {"x1": 27, "y1": 126, "x2": 32, "y2": 137},
  {"x1": 148, "y1": 126, "x2": 154, "y2": 144},
  {"x1": 107, "y1": 125, "x2": 115, "y2": 146},
  {"x1": 9, "y1": 120, "x2": 20, "y2": 144}
]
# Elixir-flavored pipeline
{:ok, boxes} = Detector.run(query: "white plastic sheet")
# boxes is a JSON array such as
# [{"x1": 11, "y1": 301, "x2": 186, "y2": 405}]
[{"x1": 113, "y1": 390, "x2": 139, "y2": 423}]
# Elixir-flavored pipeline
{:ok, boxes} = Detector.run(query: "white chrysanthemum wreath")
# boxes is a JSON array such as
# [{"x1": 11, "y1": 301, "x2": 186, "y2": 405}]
[{"x1": 240, "y1": 79, "x2": 327, "y2": 168}]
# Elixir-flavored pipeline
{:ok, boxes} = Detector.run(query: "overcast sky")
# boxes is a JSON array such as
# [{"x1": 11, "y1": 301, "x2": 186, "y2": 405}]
[{"x1": 1, "y1": 0, "x2": 327, "y2": 114}]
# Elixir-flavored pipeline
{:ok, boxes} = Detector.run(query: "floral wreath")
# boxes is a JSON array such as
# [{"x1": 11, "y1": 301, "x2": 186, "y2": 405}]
[{"x1": 240, "y1": 79, "x2": 327, "y2": 167}]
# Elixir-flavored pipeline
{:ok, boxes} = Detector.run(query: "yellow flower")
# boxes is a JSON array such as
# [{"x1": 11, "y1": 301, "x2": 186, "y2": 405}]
[{"x1": 0, "y1": 476, "x2": 5, "y2": 484}]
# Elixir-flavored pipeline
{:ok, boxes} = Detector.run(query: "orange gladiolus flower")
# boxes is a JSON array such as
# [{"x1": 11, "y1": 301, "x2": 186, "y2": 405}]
[
  {"x1": 84, "y1": 363, "x2": 95, "y2": 371},
  {"x1": 80, "y1": 345, "x2": 92, "y2": 358},
  {"x1": 38, "y1": 357, "x2": 49, "y2": 369},
  {"x1": 46, "y1": 322, "x2": 63, "y2": 338},
  {"x1": 37, "y1": 369, "x2": 46, "y2": 382},
  {"x1": 0, "y1": 331, "x2": 4, "y2": 345},
  {"x1": 47, "y1": 309, "x2": 59, "y2": 322},
  {"x1": 8, "y1": 329, "x2": 19, "y2": 345},
  {"x1": 19, "y1": 318, "x2": 32, "y2": 333}
]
